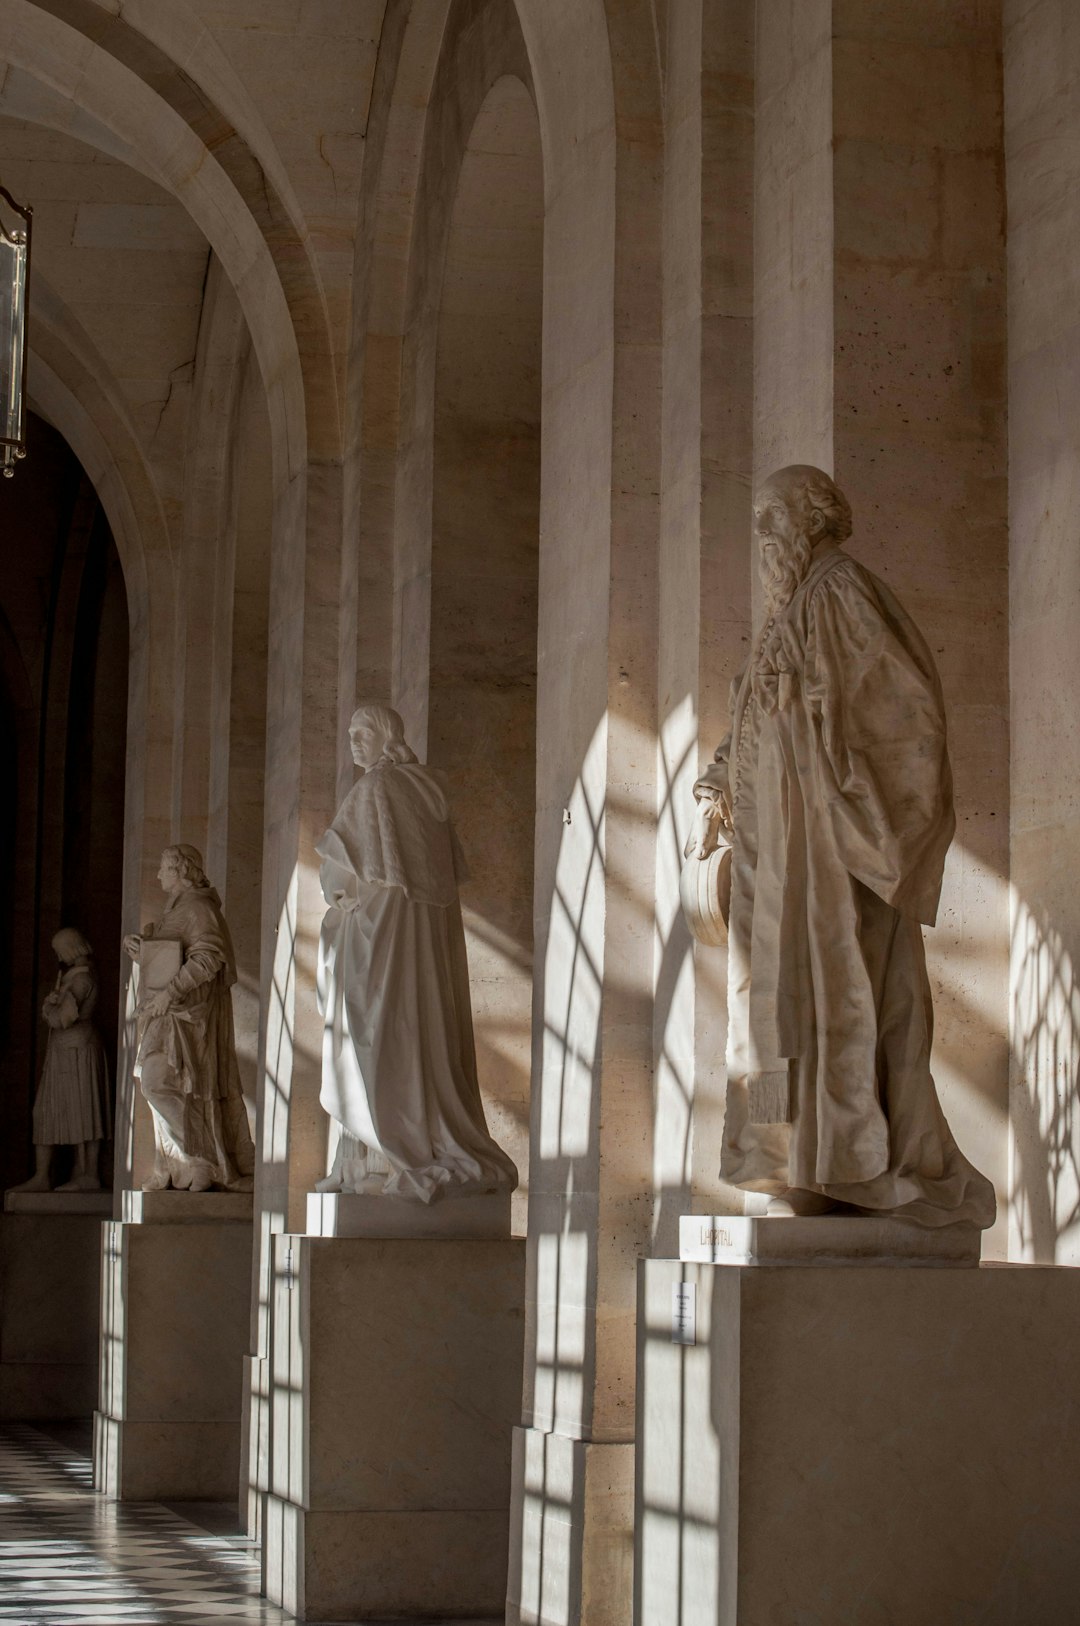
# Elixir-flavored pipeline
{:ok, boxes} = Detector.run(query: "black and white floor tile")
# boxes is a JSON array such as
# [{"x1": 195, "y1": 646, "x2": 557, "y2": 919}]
[
  {"x1": 0, "y1": 1424, "x2": 501, "y2": 1625},
  {"x1": 0, "y1": 1422, "x2": 290, "y2": 1625}
]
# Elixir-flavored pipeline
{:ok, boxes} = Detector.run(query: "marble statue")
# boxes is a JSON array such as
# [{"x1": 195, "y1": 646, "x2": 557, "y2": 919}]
[
  {"x1": 689, "y1": 464, "x2": 995, "y2": 1227},
  {"x1": 124, "y1": 845, "x2": 254, "y2": 1193},
  {"x1": 315, "y1": 702, "x2": 518, "y2": 1203},
  {"x1": 10, "y1": 928, "x2": 111, "y2": 1192}
]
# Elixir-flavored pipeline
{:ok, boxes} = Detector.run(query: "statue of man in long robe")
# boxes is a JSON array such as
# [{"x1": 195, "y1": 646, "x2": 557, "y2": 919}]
[
  {"x1": 315, "y1": 703, "x2": 518, "y2": 1203},
  {"x1": 694, "y1": 465, "x2": 995, "y2": 1227},
  {"x1": 124, "y1": 845, "x2": 255, "y2": 1193}
]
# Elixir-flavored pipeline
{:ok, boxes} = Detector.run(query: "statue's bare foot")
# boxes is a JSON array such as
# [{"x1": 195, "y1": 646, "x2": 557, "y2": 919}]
[
  {"x1": 188, "y1": 1168, "x2": 213, "y2": 1193},
  {"x1": 54, "y1": 1175, "x2": 103, "y2": 1193},
  {"x1": 8, "y1": 1173, "x2": 52, "y2": 1194},
  {"x1": 315, "y1": 1172, "x2": 345, "y2": 1193},
  {"x1": 142, "y1": 1167, "x2": 171, "y2": 1191},
  {"x1": 766, "y1": 1188, "x2": 839, "y2": 1217},
  {"x1": 227, "y1": 1174, "x2": 254, "y2": 1193}
]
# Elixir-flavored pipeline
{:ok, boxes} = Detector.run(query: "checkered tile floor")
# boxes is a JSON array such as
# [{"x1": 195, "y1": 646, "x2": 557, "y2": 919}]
[
  {"x1": 0, "y1": 1423, "x2": 289, "y2": 1625},
  {"x1": 0, "y1": 1424, "x2": 502, "y2": 1624}
]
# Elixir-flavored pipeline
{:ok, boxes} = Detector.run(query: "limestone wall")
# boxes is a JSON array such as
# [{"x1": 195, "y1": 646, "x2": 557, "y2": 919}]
[
  {"x1": 1005, "y1": 0, "x2": 1080, "y2": 1263},
  {"x1": 752, "y1": 0, "x2": 1010, "y2": 1254},
  {"x1": 831, "y1": 0, "x2": 1010, "y2": 1254}
]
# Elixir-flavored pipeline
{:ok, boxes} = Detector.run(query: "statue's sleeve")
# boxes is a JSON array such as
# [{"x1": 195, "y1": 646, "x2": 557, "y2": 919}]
[
  {"x1": 802, "y1": 566, "x2": 953, "y2": 924},
  {"x1": 44, "y1": 989, "x2": 79, "y2": 1029},
  {"x1": 319, "y1": 847, "x2": 358, "y2": 907},
  {"x1": 167, "y1": 900, "x2": 229, "y2": 999},
  {"x1": 449, "y1": 821, "x2": 470, "y2": 887},
  {"x1": 695, "y1": 758, "x2": 729, "y2": 800},
  {"x1": 695, "y1": 666, "x2": 746, "y2": 800}
]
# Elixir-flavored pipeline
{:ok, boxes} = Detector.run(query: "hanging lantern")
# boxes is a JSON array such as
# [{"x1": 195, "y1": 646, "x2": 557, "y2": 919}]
[{"x1": 0, "y1": 184, "x2": 31, "y2": 479}]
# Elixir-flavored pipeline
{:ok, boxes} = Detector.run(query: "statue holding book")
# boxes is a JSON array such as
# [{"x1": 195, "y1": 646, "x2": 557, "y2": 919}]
[{"x1": 124, "y1": 845, "x2": 255, "y2": 1193}]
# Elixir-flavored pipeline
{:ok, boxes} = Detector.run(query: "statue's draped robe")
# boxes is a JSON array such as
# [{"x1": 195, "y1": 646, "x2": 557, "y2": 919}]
[
  {"x1": 34, "y1": 961, "x2": 111, "y2": 1147},
  {"x1": 718, "y1": 543, "x2": 995, "y2": 1228},
  {"x1": 137, "y1": 888, "x2": 255, "y2": 1188},
  {"x1": 316, "y1": 761, "x2": 518, "y2": 1202}
]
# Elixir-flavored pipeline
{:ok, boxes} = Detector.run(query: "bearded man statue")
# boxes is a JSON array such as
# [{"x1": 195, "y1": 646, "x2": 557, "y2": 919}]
[{"x1": 693, "y1": 464, "x2": 995, "y2": 1227}]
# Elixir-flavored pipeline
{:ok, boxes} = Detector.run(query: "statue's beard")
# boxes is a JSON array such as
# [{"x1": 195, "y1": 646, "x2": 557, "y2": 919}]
[{"x1": 759, "y1": 532, "x2": 812, "y2": 614}]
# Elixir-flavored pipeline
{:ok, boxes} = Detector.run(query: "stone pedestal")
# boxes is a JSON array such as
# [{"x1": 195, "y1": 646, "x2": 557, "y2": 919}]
[
  {"x1": 0, "y1": 1191, "x2": 113, "y2": 1419},
  {"x1": 307, "y1": 1188, "x2": 511, "y2": 1238},
  {"x1": 122, "y1": 1189, "x2": 253, "y2": 1224},
  {"x1": 635, "y1": 1252, "x2": 1080, "y2": 1626},
  {"x1": 93, "y1": 1192, "x2": 253, "y2": 1501},
  {"x1": 261, "y1": 1232, "x2": 525, "y2": 1621},
  {"x1": 678, "y1": 1213, "x2": 982, "y2": 1268}
]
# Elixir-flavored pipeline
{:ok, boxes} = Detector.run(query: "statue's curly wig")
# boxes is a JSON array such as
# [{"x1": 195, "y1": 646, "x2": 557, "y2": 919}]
[{"x1": 163, "y1": 843, "x2": 210, "y2": 889}]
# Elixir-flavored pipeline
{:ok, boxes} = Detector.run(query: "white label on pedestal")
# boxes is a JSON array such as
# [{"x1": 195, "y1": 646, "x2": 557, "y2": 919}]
[{"x1": 672, "y1": 1282, "x2": 696, "y2": 1345}]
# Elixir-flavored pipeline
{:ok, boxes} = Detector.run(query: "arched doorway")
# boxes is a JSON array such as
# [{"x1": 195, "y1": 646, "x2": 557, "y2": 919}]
[{"x1": 0, "y1": 411, "x2": 128, "y2": 1189}]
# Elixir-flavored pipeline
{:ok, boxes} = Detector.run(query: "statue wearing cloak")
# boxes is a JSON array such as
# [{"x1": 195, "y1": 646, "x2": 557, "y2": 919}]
[
  {"x1": 316, "y1": 709, "x2": 518, "y2": 1204},
  {"x1": 698, "y1": 470, "x2": 995, "y2": 1228},
  {"x1": 132, "y1": 846, "x2": 255, "y2": 1192}
]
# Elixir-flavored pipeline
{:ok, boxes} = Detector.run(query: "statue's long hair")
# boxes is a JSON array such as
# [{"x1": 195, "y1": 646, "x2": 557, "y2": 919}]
[
  {"x1": 351, "y1": 702, "x2": 418, "y2": 765},
  {"x1": 770, "y1": 464, "x2": 853, "y2": 542}
]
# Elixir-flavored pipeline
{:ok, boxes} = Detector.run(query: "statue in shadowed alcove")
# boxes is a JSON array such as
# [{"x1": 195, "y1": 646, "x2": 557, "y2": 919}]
[
  {"x1": 124, "y1": 845, "x2": 254, "y2": 1193},
  {"x1": 10, "y1": 928, "x2": 111, "y2": 1193},
  {"x1": 315, "y1": 702, "x2": 518, "y2": 1203},
  {"x1": 685, "y1": 464, "x2": 995, "y2": 1228}
]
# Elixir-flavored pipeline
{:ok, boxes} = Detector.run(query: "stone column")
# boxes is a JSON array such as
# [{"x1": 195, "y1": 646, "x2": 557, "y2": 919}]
[
  {"x1": 507, "y1": 4, "x2": 664, "y2": 1623},
  {"x1": 1004, "y1": 0, "x2": 1080, "y2": 1264},
  {"x1": 657, "y1": 0, "x2": 756, "y2": 1223},
  {"x1": 242, "y1": 456, "x2": 354, "y2": 1535}
]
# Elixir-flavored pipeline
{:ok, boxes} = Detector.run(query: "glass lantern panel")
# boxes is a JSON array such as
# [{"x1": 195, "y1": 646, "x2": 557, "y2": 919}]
[{"x1": 0, "y1": 221, "x2": 28, "y2": 468}]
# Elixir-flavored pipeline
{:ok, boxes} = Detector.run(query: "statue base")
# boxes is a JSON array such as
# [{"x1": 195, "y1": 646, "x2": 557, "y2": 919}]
[
  {"x1": 261, "y1": 1231, "x2": 525, "y2": 1620},
  {"x1": 306, "y1": 1188, "x2": 511, "y2": 1238},
  {"x1": 123, "y1": 1189, "x2": 252, "y2": 1224},
  {"x1": 4, "y1": 1189, "x2": 113, "y2": 1216},
  {"x1": 0, "y1": 1192, "x2": 113, "y2": 1419},
  {"x1": 92, "y1": 1202, "x2": 252, "y2": 1500},
  {"x1": 636, "y1": 1257, "x2": 1080, "y2": 1625},
  {"x1": 679, "y1": 1212, "x2": 982, "y2": 1267}
]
